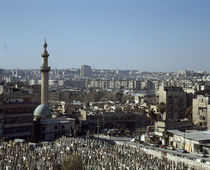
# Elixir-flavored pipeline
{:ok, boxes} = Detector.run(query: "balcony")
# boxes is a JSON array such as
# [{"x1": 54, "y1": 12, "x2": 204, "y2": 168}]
[
  {"x1": 4, "y1": 113, "x2": 33, "y2": 118},
  {"x1": 0, "y1": 102, "x2": 35, "y2": 109},
  {"x1": 4, "y1": 122, "x2": 33, "y2": 128},
  {"x1": 5, "y1": 132, "x2": 31, "y2": 138}
]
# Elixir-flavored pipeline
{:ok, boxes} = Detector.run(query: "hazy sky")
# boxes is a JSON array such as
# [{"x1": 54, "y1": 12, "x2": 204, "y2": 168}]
[{"x1": 0, "y1": 0, "x2": 210, "y2": 72}]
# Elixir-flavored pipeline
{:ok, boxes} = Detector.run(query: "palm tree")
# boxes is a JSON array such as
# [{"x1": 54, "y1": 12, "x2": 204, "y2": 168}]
[
  {"x1": 185, "y1": 105, "x2": 192, "y2": 121},
  {"x1": 157, "y1": 102, "x2": 166, "y2": 114},
  {"x1": 148, "y1": 108, "x2": 157, "y2": 123},
  {"x1": 157, "y1": 102, "x2": 166, "y2": 120}
]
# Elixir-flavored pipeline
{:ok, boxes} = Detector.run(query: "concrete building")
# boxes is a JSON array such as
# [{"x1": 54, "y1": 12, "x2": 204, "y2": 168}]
[
  {"x1": 49, "y1": 79, "x2": 64, "y2": 86},
  {"x1": 80, "y1": 109, "x2": 150, "y2": 132},
  {"x1": 86, "y1": 80, "x2": 144, "y2": 90},
  {"x1": 207, "y1": 105, "x2": 210, "y2": 130},
  {"x1": 80, "y1": 65, "x2": 91, "y2": 78},
  {"x1": 167, "y1": 130, "x2": 210, "y2": 156},
  {"x1": 192, "y1": 95, "x2": 210, "y2": 128},
  {"x1": 154, "y1": 84, "x2": 190, "y2": 141},
  {"x1": 157, "y1": 84, "x2": 186, "y2": 121},
  {"x1": 155, "y1": 120, "x2": 193, "y2": 142},
  {"x1": 0, "y1": 85, "x2": 35, "y2": 139},
  {"x1": 31, "y1": 85, "x2": 41, "y2": 104},
  {"x1": 33, "y1": 114, "x2": 75, "y2": 141},
  {"x1": 195, "y1": 81, "x2": 210, "y2": 92}
]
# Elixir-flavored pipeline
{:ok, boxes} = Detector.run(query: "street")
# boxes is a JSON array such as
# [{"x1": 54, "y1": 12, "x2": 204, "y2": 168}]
[{"x1": 95, "y1": 134, "x2": 210, "y2": 162}]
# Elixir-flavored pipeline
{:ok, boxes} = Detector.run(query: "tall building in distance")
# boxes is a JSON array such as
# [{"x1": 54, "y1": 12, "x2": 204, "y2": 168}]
[
  {"x1": 80, "y1": 65, "x2": 91, "y2": 78},
  {"x1": 41, "y1": 40, "x2": 51, "y2": 106}
]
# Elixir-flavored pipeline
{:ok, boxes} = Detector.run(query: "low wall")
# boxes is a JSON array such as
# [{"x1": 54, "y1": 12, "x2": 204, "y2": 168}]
[{"x1": 116, "y1": 141, "x2": 210, "y2": 170}]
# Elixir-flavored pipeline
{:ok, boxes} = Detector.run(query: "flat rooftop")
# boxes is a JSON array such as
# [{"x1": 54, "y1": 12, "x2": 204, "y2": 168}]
[{"x1": 167, "y1": 130, "x2": 210, "y2": 141}]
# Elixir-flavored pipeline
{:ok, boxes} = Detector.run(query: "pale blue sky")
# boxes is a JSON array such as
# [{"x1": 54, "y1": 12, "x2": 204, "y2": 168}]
[{"x1": 0, "y1": 0, "x2": 210, "y2": 71}]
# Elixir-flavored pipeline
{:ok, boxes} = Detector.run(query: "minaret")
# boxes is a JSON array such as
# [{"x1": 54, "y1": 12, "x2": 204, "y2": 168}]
[{"x1": 41, "y1": 39, "x2": 50, "y2": 106}]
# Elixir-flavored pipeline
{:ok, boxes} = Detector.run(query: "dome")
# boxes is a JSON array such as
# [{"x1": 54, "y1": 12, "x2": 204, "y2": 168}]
[{"x1": 34, "y1": 104, "x2": 51, "y2": 117}]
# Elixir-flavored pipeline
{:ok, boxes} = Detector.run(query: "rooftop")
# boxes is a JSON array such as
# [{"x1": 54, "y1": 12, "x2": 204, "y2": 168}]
[{"x1": 167, "y1": 130, "x2": 210, "y2": 141}]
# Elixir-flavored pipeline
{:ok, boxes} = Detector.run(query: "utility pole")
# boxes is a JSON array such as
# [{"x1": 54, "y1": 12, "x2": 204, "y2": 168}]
[
  {"x1": 1, "y1": 98, "x2": 4, "y2": 139},
  {"x1": 183, "y1": 130, "x2": 185, "y2": 150},
  {"x1": 97, "y1": 119, "x2": 100, "y2": 138}
]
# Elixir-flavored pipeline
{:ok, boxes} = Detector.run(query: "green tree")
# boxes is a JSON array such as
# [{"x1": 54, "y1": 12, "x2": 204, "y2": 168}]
[
  {"x1": 157, "y1": 102, "x2": 166, "y2": 115},
  {"x1": 185, "y1": 105, "x2": 192, "y2": 121},
  {"x1": 115, "y1": 106, "x2": 123, "y2": 112},
  {"x1": 62, "y1": 154, "x2": 84, "y2": 170},
  {"x1": 115, "y1": 89, "x2": 123, "y2": 102},
  {"x1": 122, "y1": 94, "x2": 134, "y2": 104},
  {"x1": 148, "y1": 108, "x2": 157, "y2": 123},
  {"x1": 105, "y1": 92, "x2": 117, "y2": 101},
  {"x1": 0, "y1": 137, "x2": 6, "y2": 143},
  {"x1": 157, "y1": 102, "x2": 166, "y2": 120}
]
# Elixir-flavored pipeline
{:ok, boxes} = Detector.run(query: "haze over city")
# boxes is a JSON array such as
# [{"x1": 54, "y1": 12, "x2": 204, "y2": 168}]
[{"x1": 0, "y1": 0, "x2": 210, "y2": 71}]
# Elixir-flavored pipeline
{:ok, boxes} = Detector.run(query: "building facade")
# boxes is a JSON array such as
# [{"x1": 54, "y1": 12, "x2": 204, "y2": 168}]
[
  {"x1": 192, "y1": 95, "x2": 210, "y2": 128},
  {"x1": 80, "y1": 65, "x2": 91, "y2": 78},
  {"x1": 0, "y1": 85, "x2": 35, "y2": 139},
  {"x1": 80, "y1": 110, "x2": 150, "y2": 132},
  {"x1": 157, "y1": 84, "x2": 186, "y2": 121}
]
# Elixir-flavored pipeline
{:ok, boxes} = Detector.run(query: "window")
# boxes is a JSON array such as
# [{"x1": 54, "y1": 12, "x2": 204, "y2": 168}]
[{"x1": 54, "y1": 126, "x2": 57, "y2": 130}]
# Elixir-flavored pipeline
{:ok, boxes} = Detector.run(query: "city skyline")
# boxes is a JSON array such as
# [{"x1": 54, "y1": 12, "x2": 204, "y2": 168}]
[{"x1": 0, "y1": 0, "x2": 210, "y2": 72}]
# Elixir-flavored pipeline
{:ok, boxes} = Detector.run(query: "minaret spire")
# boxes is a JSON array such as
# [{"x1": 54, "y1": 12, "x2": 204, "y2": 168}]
[
  {"x1": 43, "y1": 38, "x2": 47, "y2": 49},
  {"x1": 40, "y1": 39, "x2": 51, "y2": 106}
]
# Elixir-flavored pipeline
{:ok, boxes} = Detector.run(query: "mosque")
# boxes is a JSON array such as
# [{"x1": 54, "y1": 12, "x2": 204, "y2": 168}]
[{"x1": 33, "y1": 40, "x2": 75, "y2": 141}]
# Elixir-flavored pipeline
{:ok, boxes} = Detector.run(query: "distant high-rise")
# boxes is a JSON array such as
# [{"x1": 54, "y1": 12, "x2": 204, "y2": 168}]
[
  {"x1": 0, "y1": 69, "x2": 3, "y2": 76},
  {"x1": 80, "y1": 65, "x2": 91, "y2": 78}
]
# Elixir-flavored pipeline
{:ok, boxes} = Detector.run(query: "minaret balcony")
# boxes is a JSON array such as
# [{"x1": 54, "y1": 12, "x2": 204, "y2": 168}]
[{"x1": 40, "y1": 66, "x2": 51, "y2": 72}]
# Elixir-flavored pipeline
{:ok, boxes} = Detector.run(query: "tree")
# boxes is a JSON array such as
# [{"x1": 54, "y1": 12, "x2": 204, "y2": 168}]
[
  {"x1": 122, "y1": 94, "x2": 134, "y2": 104},
  {"x1": 0, "y1": 137, "x2": 6, "y2": 143},
  {"x1": 185, "y1": 105, "x2": 192, "y2": 121},
  {"x1": 157, "y1": 102, "x2": 166, "y2": 120},
  {"x1": 148, "y1": 108, "x2": 157, "y2": 123},
  {"x1": 115, "y1": 106, "x2": 122, "y2": 112},
  {"x1": 62, "y1": 154, "x2": 84, "y2": 170},
  {"x1": 115, "y1": 89, "x2": 123, "y2": 102},
  {"x1": 105, "y1": 92, "x2": 117, "y2": 101},
  {"x1": 157, "y1": 102, "x2": 166, "y2": 115}
]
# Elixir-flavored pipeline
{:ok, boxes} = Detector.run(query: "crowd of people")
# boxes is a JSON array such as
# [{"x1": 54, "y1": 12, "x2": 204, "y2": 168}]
[{"x1": 0, "y1": 136, "x2": 204, "y2": 170}]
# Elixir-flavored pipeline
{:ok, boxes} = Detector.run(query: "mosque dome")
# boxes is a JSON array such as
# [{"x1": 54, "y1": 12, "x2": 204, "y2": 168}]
[{"x1": 34, "y1": 104, "x2": 51, "y2": 117}]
